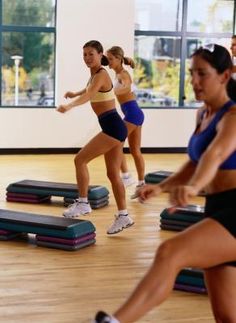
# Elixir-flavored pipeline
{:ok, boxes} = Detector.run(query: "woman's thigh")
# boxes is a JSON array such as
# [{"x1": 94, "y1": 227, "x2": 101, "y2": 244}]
[
  {"x1": 76, "y1": 132, "x2": 121, "y2": 163},
  {"x1": 204, "y1": 265, "x2": 236, "y2": 317},
  {"x1": 161, "y1": 218, "x2": 236, "y2": 269}
]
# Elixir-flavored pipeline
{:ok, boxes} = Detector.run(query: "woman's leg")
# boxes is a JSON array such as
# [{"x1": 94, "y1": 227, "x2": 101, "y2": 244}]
[
  {"x1": 63, "y1": 132, "x2": 122, "y2": 218},
  {"x1": 127, "y1": 125, "x2": 145, "y2": 182},
  {"x1": 74, "y1": 132, "x2": 121, "y2": 196},
  {"x1": 120, "y1": 122, "x2": 137, "y2": 187},
  {"x1": 204, "y1": 265, "x2": 236, "y2": 322},
  {"x1": 120, "y1": 154, "x2": 129, "y2": 174},
  {"x1": 104, "y1": 144, "x2": 126, "y2": 210},
  {"x1": 112, "y1": 218, "x2": 236, "y2": 323},
  {"x1": 104, "y1": 144, "x2": 134, "y2": 234},
  {"x1": 120, "y1": 154, "x2": 135, "y2": 187}
]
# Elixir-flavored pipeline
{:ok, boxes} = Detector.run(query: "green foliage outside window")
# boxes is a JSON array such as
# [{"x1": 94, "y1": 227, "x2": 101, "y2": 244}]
[{"x1": 1, "y1": 0, "x2": 56, "y2": 106}]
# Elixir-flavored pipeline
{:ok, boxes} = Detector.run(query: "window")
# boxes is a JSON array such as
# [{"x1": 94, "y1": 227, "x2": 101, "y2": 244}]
[
  {"x1": 0, "y1": 0, "x2": 56, "y2": 107},
  {"x1": 135, "y1": 0, "x2": 235, "y2": 108},
  {"x1": 134, "y1": 36, "x2": 180, "y2": 107}
]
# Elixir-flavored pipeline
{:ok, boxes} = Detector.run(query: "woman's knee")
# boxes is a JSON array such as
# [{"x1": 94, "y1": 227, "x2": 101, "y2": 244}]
[
  {"x1": 155, "y1": 239, "x2": 184, "y2": 267},
  {"x1": 74, "y1": 154, "x2": 86, "y2": 168},
  {"x1": 106, "y1": 169, "x2": 120, "y2": 183},
  {"x1": 129, "y1": 146, "x2": 141, "y2": 158}
]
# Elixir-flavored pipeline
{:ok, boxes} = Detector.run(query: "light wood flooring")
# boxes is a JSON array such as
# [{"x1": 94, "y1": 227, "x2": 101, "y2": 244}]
[{"x1": 0, "y1": 153, "x2": 214, "y2": 322}]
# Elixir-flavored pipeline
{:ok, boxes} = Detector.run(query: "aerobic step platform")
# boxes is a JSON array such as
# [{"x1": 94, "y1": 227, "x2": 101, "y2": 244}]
[
  {"x1": 0, "y1": 208, "x2": 96, "y2": 251},
  {"x1": 64, "y1": 196, "x2": 109, "y2": 209},
  {"x1": 160, "y1": 205, "x2": 205, "y2": 232},
  {"x1": 145, "y1": 171, "x2": 206, "y2": 196},
  {"x1": 145, "y1": 170, "x2": 172, "y2": 184},
  {"x1": 6, "y1": 180, "x2": 109, "y2": 209},
  {"x1": 174, "y1": 267, "x2": 207, "y2": 294}
]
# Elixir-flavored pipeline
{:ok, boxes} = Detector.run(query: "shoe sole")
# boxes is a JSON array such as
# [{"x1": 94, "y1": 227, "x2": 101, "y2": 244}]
[
  {"x1": 63, "y1": 211, "x2": 92, "y2": 218},
  {"x1": 107, "y1": 221, "x2": 134, "y2": 235}
]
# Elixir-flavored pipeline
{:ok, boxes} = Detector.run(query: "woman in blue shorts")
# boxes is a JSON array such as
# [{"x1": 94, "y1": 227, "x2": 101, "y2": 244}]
[{"x1": 106, "y1": 46, "x2": 145, "y2": 194}]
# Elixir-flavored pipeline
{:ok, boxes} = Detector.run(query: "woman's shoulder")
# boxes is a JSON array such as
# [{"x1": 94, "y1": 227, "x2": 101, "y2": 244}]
[
  {"x1": 96, "y1": 67, "x2": 108, "y2": 75},
  {"x1": 119, "y1": 69, "x2": 132, "y2": 82},
  {"x1": 93, "y1": 67, "x2": 109, "y2": 80},
  {"x1": 224, "y1": 100, "x2": 236, "y2": 114},
  {"x1": 120, "y1": 69, "x2": 130, "y2": 77},
  {"x1": 228, "y1": 103, "x2": 236, "y2": 115}
]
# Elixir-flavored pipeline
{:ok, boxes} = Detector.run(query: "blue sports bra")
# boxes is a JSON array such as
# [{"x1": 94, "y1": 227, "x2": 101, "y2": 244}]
[{"x1": 187, "y1": 100, "x2": 236, "y2": 170}]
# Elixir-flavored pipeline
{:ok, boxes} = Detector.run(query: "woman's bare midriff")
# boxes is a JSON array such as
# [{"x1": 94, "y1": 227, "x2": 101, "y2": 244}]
[
  {"x1": 91, "y1": 99, "x2": 116, "y2": 116},
  {"x1": 116, "y1": 92, "x2": 136, "y2": 105},
  {"x1": 205, "y1": 169, "x2": 236, "y2": 194}
]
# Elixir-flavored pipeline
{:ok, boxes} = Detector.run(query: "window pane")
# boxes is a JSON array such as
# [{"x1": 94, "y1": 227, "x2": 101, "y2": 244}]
[
  {"x1": 2, "y1": 32, "x2": 55, "y2": 106},
  {"x1": 187, "y1": 0, "x2": 234, "y2": 33},
  {"x1": 184, "y1": 37, "x2": 231, "y2": 107},
  {"x1": 135, "y1": 0, "x2": 182, "y2": 31},
  {"x1": 3, "y1": 0, "x2": 56, "y2": 27},
  {"x1": 134, "y1": 36, "x2": 180, "y2": 107}
]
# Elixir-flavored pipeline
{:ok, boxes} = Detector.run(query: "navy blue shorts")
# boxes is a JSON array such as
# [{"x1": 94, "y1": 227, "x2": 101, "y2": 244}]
[
  {"x1": 205, "y1": 188, "x2": 236, "y2": 266},
  {"x1": 121, "y1": 100, "x2": 144, "y2": 126},
  {"x1": 98, "y1": 109, "x2": 127, "y2": 142}
]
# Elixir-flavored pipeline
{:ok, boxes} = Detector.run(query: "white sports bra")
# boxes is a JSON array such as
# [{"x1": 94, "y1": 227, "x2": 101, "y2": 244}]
[{"x1": 114, "y1": 78, "x2": 135, "y2": 92}]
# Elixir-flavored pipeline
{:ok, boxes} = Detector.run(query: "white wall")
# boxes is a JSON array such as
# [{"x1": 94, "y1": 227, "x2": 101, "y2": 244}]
[{"x1": 0, "y1": 0, "x2": 196, "y2": 149}]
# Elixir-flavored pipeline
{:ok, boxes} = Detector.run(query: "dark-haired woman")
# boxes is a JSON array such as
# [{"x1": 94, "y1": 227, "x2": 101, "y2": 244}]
[
  {"x1": 94, "y1": 44, "x2": 236, "y2": 322},
  {"x1": 106, "y1": 46, "x2": 145, "y2": 196},
  {"x1": 57, "y1": 40, "x2": 134, "y2": 234}
]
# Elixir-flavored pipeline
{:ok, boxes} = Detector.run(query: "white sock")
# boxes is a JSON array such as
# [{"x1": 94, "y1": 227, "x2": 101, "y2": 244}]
[
  {"x1": 118, "y1": 209, "x2": 128, "y2": 216},
  {"x1": 121, "y1": 172, "x2": 130, "y2": 179},
  {"x1": 78, "y1": 197, "x2": 88, "y2": 203},
  {"x1": 138, "y1": 180, "x2": 145, "y2": 186},
  {"x1": 111, "y1": 316, "x2": 120, "y2": 323}
]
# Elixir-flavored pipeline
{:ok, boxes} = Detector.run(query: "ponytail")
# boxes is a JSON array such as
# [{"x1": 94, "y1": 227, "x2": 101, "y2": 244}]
[
  {"x1": 227, "y1": 77, "x2": 236, "y2": 101},
  {"x1": 123, "y1": 56, "x2": 135, "y2": 69},
  {"x1": 101, "y1": 54, "x2": 109, "y2": 66}
]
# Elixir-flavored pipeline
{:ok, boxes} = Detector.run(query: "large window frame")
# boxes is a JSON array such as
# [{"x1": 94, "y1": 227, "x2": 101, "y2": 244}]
[
  {"x1": 135, "y1": 0, "x2": 236, "y2": 108},
  {"x1": 0, "y1": 0, "x2": 57, "y2": 108}
]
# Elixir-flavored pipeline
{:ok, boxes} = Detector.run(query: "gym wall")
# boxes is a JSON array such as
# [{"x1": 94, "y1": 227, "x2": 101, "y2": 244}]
[{"x1": 0, "y1": 0, "x2": 195, "y2": 150}]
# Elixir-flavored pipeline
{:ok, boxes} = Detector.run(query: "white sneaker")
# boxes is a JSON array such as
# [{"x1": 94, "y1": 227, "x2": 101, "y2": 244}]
[
  {"x1": 130, "y1": 183, "x2": 145, "y2": 199},
  {"x1": 94, "y1": 311, "x2": 120, "y2": 323},
  {"x1": 63, "y1": 200, "x2": 92, "y2": 218},
  {"x1": 122, "y1": 175, "x2": 135, "y2": 187},
  {"x1": 107, "y1": 215, "x2": 134, "y2": 234}
]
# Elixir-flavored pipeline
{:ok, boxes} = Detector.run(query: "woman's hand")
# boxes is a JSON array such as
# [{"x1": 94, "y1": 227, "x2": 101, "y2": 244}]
[
  {"x1": 137, "y1": 184, "x2": 163, "y2": 203},
  {"x1": 56, "y1": 104, "x2": 71, "y2": 113},
  {"x1": 168, "y1": 185, "x2": 198, "y2": 213},
  {"x1": 64, "y1": 91, "x2": 76, "y2": 99}
]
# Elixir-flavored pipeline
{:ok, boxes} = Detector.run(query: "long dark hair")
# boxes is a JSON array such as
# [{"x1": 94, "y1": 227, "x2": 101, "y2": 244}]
[
  {"x1": 83, "y1": 40, "x2": 109, "y2": 66},
  {"x1": 191, "y1": 44, "x2": 232, "y2": 73},
  {"x1": 192, "y1": 44, "x2": 236, "y2": 101}
]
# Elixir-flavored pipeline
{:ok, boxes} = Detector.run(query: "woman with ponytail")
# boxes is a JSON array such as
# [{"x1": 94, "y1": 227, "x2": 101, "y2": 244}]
[
  {"x1": 57, "y1": 40, "x2": 134, "y2": 235},
  {"x1": 106, "y1": 46, "x2": 145, "y2": 197}
]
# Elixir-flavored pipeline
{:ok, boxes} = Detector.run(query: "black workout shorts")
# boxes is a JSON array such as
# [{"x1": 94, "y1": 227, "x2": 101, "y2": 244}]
[
  {"x1": 98, "y1": 109, "x2": 127, "y2": 142},
  {"x1": 205, "y1": 188, "x2": 236, "y2": 267}
]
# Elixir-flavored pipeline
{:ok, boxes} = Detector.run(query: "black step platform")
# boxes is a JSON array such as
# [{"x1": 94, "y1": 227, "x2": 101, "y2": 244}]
[
  {"x1": 145, "y1": 170, "x2": 172, "y2": 184},
  {"x1": 160, "y1": 205, "x2": 205, "y2": 232},
  {"x1": 6, "y1": 180, "x2": 109, "y2": 209},
  {"x1": 145, "y1": 171, "x2": 206, "y2": 196},
  {"x1": 0, "y1": 209, "x2": 96, "y2": 251},
  {"x1": 174, "y1": 267, "x2": 207, "y2": 294}
]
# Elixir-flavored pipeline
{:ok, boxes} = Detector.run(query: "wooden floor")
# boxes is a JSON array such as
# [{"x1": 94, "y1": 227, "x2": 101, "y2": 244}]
[{"x1": 0, "y1": 154, "x2": 214, "y2": 322}]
